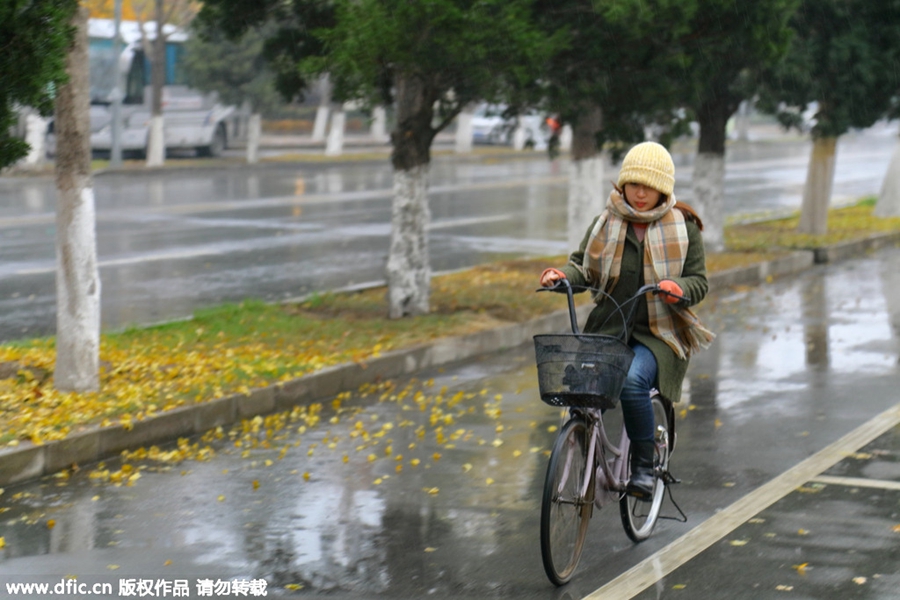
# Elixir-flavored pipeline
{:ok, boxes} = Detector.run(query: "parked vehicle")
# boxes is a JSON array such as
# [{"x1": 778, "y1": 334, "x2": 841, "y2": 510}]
[
  {"x1": 48, "y1": 18, "x2": 246, "y2": 158},
  {"x1": 470, "y1": 103, "x2": 550, "y2": 148}
]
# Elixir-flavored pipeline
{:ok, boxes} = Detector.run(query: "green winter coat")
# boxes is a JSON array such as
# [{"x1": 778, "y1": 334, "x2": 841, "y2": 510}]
[{"x1": 558, "y1": 214, "x2": 709, "y2": 404}]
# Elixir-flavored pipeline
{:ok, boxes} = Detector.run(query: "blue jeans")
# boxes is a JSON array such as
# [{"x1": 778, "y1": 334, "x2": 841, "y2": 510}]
[{"x1": 619, "y1": 343, "x2": 657, "y2": 443}]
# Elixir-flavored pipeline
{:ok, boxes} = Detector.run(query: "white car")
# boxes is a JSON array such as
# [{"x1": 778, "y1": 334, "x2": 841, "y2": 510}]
[
  {"x1": 470, "y1": 103, "x2": 550, "y2": 148},
  {"x1": 471, "y1": 104, "x2": 511, "y2": 145}
]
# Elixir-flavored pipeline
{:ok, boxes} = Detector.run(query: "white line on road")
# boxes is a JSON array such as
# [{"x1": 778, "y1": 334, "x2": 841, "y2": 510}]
[
  {"x1": 0, "y1": 176, "x2": 568, "y2": 229},
  {"x1": 586, "y1": 402, "x2": 900, "y2": 600},
  {"x1": 810, "y1": 474, "x2": 900, "y2": 491},
  {"x1": 5, "y1": 214, "x2": 522, "y2": 277}
]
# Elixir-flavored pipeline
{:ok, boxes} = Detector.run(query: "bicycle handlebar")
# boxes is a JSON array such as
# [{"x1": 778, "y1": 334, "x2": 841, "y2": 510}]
[{"x1": 535, "y1": 279, "x2": 690, "y2": 336}]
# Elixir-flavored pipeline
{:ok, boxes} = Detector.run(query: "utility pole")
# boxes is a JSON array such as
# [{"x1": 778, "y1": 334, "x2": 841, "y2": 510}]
[{"x1": 110, "y1": 0, "x2": 124, "y2": 167}]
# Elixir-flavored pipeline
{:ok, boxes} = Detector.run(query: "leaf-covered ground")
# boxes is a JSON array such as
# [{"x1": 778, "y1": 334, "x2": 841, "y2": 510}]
[{"x1": 0, "y1": 200, "x2": 897, "y2": 447}]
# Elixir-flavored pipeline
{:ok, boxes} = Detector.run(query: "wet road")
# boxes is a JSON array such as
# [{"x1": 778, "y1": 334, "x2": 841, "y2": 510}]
[
  {"x1": 0, "y1": 245, "x2": 897, "y2": 599},
  {"x1": 0, "y1": 127, "x2": 895, "y2": 342}
]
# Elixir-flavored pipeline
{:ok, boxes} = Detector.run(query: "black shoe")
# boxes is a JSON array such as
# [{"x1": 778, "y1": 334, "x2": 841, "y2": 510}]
[{"x1": 626, "y1": 439, "x2": 656, "y2": 502}]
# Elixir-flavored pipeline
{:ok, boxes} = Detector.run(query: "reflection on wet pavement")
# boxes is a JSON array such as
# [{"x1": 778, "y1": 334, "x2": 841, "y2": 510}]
[
  {"x1": 0, "y1": 130, "x2": 896, "y2": 342},
  {"x1": 0, "y1": 246, "x2": 898, "y2": 597}
]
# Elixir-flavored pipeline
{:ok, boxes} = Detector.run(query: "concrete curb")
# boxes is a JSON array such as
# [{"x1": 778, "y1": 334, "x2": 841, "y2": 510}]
[
  {"x1": 0, "y1": 235, "x2": 898, "y2": 487},
  {"x1": 811, "y1": 230, "x2": 900, "y2": 264}
]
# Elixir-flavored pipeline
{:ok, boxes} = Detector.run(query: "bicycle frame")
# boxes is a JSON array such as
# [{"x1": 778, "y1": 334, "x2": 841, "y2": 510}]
[{"x1": 556, "y1": 410, "x2": 630, "y2": 506}]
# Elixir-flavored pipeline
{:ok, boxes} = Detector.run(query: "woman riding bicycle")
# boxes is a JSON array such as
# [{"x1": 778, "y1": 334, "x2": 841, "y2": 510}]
[{"x1": 539, "y1": 141, "x2": 715, "y2": 501}]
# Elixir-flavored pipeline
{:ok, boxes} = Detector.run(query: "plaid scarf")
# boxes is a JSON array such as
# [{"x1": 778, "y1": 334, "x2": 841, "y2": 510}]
[{"x1": 580, "y1": 191, "x2": 715, "y2": 359}]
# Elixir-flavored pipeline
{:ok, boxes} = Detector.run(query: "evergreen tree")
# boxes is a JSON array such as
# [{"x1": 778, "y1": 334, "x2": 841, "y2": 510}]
[
  {"x1": 676, "y1": 0, "x2": 799, "y2": 251},
  {"x1": 198, "y1": 0, "x2": 558, "y2": 317},
  {"x1": 532, "y1": 0, "x2": 695, "y2": 247},
  {"x1": 0, "y1": 0, "x2": 78, "y2": 168},
  {"x1": 758, "y1": 0, "x2": 900, "y2": 233},
  {"x1": 183, "y1": 27, "x2": 282, "y2": 163}
]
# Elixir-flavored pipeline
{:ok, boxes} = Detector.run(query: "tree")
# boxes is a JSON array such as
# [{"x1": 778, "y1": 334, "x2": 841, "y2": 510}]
[
  {"x1": 54, "y1": 5, "x2": 102, "y2": 392},
  {"x1": 758, "y1": 0, "x2": 900, "y2": 234},
  {"x1": 183, "y1": 27, "x2": 282, "y2": 163},
  {"x1": 533, "y1": 0, "x2": 695, "y2": 248},
  {"x1": 677, "y1": 0, "x2": 799, "y2": 252},
  {"x1": 199, "y1": 0, "x2": 557, "y2": 318},
  {"x1": 0, "y1": 0, "x2": 76, "y2": 168},
  {"x1": 131, "y1": 0, "x2": 199, "y2": 166}
]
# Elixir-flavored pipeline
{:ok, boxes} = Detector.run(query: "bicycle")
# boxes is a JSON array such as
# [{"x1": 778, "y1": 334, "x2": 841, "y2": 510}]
[{"x1": 534, "y1": 278, "x2": 685, "y2": 586}]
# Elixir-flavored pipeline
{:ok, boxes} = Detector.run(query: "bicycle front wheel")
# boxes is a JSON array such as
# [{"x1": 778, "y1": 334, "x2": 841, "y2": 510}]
[
  {"x1": 541, "y1": 416, "x2": 593, "y2": 586},
  {"x1": 620, "y1": 395, "x2": 671, "y2": 542}
]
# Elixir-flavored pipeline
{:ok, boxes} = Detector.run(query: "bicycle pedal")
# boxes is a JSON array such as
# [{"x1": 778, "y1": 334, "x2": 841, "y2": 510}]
[{"x1": 662, "y1": 471, "x2": 681, "y2": 485}]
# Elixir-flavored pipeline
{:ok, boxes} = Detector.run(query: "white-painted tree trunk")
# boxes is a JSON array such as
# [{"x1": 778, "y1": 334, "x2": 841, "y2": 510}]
[
  {"x1": 325, "y1": 108, "x2": 345, "y2": 157},
  {"x1": 246, "y1": 113, "x2": 261, "y2": 164},
  {"x1": 455, "y1": 110, "x2": 474, "y2": 154},
  {"x1": 55, "y1": 186, "x2": 101, "y2": 391},
  {"x1": 386, "y1": 165, "x2": 430, "y2": 319},
  {"x1": 735, "y1": 100, "x2": 750, "y2": 142},
  {"x1": 54, "y1": 5, "x2": 100, "y2": 393},
  {"x1": 23, "y1": 114, "x2": 48, "y2": 167},
  {"x1": 875, "y1": 136, "x2": 900, "y2": 217},
  {"x1": 312, "y1": 106, "x2": 330, "y2": 142},
  {"x1": 146, "y1": 115, "x2": 165, "y2": 167},
  {"x1": 567, "y1": 156, "x2": 605, "y2": 249},
  {"x1": 371, "y1": 106, "x2": 389, "y2": 142},
  {"x1": 559, "y1": 125, "x2": 573, "y2": 152},
  {"x1": 692, "y1": 152, "x2": 726, "y2": 253},
  {"x1": 312, "y1": 75, "x2": 332, "y2": 142},
  {"x1": 799, "y1": 137, "x2": 837, "y2": 235},
  {"x1": 512, "y1": 125, "x2": 527, "y2": 151}
]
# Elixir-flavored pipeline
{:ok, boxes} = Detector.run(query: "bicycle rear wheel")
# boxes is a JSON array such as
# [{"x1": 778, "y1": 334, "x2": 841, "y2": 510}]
[
  {"x1": 541, "y1": 416, "x2": 593, "y2": 586},
  {"x1": 620, "y1": 395, "x2": 670, "y2": 542}
]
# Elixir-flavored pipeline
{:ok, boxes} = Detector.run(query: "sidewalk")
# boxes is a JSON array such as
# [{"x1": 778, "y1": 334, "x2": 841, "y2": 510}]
[{"x1": 1, "y1": 229, "x2": 899, "y2": 489}]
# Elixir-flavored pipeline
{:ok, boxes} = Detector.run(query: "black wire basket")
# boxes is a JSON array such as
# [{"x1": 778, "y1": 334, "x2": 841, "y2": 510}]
[{"x1": 533, "y1": 333, "x2": 635, "y2": 410}]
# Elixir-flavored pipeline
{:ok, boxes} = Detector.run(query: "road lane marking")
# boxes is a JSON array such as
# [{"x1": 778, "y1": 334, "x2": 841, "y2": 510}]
[
  {"x1": 0, "y1": 176, "x2": 568, "y2": 229},
  {"x1": 586, "y1": 402, "x2": 900, "y2": 600},
  {"x1": 5, "y1": 214, "x2": 532, "y2": 277},
  {"x1": 810, "y1": 475, "x2": 900, "y2": 491}
]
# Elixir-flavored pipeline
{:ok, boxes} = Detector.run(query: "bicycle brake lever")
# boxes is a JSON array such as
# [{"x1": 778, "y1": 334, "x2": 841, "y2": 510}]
[{"x1": 654, "y1": 287, "x2": 691, "y2": 304}]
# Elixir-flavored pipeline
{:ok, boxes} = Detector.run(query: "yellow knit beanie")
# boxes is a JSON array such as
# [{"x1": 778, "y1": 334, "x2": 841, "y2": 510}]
[{"x1": 616, "y1": 141, "x2": 675, "y2": 197}]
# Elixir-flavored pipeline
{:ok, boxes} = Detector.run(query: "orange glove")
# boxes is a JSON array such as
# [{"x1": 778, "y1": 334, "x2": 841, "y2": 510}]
[
  {"x1": 658, "y1": 280, "x2": 683, "y2": 304},
  {"x1": 540, "y1": 268, "x2": 566, "y2": 287}
]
